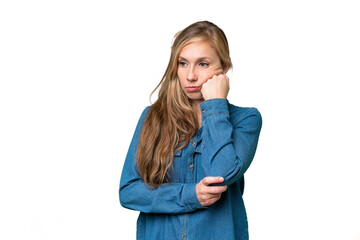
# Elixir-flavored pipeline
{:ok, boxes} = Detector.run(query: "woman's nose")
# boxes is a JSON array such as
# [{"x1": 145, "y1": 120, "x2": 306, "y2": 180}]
[{"x1": 187, "y1": 67, "x2": 198, "y2": 82}]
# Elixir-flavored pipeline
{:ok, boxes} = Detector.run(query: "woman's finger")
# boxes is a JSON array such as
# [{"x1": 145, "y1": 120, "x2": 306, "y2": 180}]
[{"x1": 202, "y1": 177, "x2": 224, "y2": 186}]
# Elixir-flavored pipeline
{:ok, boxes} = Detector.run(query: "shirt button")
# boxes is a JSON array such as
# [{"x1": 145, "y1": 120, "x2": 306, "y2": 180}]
[
  {"x1": 182, "y1": 233, "x2": 185, "y2": 238},
  {"x1": 190, "y1": 163, "x2": 193, "y2": 169},
  {"x1": 192, "y1": 141, "x2": 196, "y2": 146},
  {"x1": 202, "y1": 109, "x2": 205, "y2": 114}
]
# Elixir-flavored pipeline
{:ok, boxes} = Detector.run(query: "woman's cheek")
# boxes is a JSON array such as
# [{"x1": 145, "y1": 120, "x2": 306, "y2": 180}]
[{"x1": 198, "y1": 72, "x2": 213, "y2": 84}]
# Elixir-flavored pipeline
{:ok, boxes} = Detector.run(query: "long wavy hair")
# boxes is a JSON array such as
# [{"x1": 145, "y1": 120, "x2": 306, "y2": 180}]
[{"x1": 136, "y1": 21, "x2": 233, "y2": 188}]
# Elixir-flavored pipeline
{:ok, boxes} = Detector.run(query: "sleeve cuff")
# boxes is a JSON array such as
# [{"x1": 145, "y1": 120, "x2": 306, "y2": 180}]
[
  {"x1": 200, "y1": 98, "x2": 229, "y2": 120},
  {"x1": 183, "y1": 183, "x2": 206, "y2": 211}
]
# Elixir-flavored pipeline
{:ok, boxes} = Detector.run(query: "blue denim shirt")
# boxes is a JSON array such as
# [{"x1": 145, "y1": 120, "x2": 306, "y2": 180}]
[{"x1": 120, "y1": 99, "x2": 262, "y2": 240}]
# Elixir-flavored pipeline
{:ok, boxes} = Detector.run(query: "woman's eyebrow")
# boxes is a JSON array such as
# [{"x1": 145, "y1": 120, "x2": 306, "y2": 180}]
[
  {"x1": 198, "y1": 57, "x2": 211, "y2": 61},
  {"x1": 178, "y1": 56, "x2": 212, "y2": 61}
]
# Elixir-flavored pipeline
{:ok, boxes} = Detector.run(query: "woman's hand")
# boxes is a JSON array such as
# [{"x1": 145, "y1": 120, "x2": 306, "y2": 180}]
[
  {"x1": 196, "y1": 177, "x2": 228, "y2": 206},
  {"x1": 201, "y1": 74, "x2": 229, "y2": 100}
]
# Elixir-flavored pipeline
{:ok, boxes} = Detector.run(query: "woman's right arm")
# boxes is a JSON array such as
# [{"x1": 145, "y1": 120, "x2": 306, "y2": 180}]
[{"x1": 119, "y1": 107, "x2": 207, "y2": 214}]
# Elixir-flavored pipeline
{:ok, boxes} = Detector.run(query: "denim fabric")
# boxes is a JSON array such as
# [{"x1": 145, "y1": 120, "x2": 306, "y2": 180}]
[{"x1": 120, "y1": 99, "x2": 262, "y2": 240}]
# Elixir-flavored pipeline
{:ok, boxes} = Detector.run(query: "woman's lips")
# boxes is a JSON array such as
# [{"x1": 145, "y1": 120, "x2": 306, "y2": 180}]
[{"x1": 186, "y1": 86, "x2": 201, "y2": 92}]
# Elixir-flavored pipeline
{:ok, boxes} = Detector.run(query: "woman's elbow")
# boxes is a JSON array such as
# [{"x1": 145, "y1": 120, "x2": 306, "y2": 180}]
[
  {"x1": 208, "y1": 157, "x2": 243, "y2": 186},
  {"x1": 119, "y1": 185, "x2": 131, "y2": 209},
  {"x1": 222, "y1": 160, "x2": 244, "y2": 185}
]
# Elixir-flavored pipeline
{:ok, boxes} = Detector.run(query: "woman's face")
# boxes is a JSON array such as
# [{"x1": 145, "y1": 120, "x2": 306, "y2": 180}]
[{"x1": 177, "y1": 40, "x2": 225, "y2": 104}]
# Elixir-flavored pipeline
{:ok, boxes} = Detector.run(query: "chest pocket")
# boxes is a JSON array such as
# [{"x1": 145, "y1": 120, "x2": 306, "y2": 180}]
[
  {"x1": 174, "y1": 149, "x2": 182, "y2": 157},
  {"x1": 170, "y1": 149, "x2": 182, "y2": 183}
]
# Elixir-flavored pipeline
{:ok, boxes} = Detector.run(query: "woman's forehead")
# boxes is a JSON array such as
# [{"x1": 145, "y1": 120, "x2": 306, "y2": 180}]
[{"x1": 178, "y1": 41, "x2": 218, "y2": 60}]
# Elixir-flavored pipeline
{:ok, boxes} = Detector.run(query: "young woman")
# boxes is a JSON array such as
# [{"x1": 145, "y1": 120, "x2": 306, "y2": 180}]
[{"x1": 119, "y1": 21, "x2": 262, "y2": 240}]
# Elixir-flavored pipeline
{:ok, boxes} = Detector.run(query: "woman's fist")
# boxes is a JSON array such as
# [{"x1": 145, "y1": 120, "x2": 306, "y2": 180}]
[{"x1": 201, "y1": 74, "x2": 229, "y2": 100}]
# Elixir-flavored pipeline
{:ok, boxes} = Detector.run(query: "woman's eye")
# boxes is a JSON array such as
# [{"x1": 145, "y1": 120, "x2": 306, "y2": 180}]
[
  {"x1": 199, "y1": 62, "x2": 209, "y2": 67},
  {"x1": 179, "y1": 61, "x2": 187, "y2": 66}
]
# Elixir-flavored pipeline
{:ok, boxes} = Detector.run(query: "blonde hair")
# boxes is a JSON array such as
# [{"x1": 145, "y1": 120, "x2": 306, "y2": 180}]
[{"x1": 136, "y1": 21, "x2": 233, "y2": 188}]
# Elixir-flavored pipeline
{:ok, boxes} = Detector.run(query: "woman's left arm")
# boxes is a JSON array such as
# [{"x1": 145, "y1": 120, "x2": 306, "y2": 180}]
[{"x1": 200, "y1": 99, "x2": 262, "y2": 186}]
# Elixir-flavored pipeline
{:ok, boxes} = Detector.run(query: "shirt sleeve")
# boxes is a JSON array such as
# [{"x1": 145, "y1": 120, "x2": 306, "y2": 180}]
[
  {"x1": 119, "y1": 107, "x2": 205, "y2": 214},
  {"x1": 200, "y1": 99, "x2": 262, "y2": 186}
]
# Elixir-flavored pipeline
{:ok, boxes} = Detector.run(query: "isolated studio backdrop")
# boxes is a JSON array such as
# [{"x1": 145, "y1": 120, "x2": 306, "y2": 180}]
[{"x1": 1, "y1": 0, "x2": 359, "y2": 239}]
